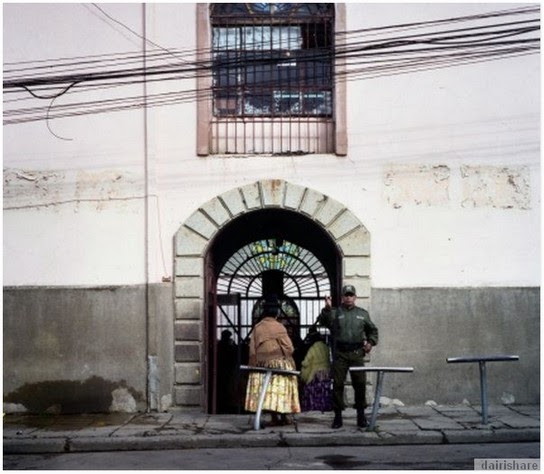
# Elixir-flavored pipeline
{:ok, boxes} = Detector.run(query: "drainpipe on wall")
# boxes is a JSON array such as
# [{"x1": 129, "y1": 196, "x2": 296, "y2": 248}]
[{"x1": 142, "y1": 3, "x2": 159, "y2": 412}]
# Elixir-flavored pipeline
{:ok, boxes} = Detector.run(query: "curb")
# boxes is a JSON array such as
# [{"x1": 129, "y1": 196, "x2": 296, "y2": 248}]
[
  {"x1": 3, "y1": 429, "x2": 539, "y2": 454},
  {"x1": 442, "y1": 428, "x2": 540, "y2": 444}
]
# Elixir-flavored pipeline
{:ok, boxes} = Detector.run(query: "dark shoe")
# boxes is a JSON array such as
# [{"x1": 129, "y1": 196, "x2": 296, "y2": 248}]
[
  {"x1": 270, "y1": 413, "x2": 281, "y2": 426},
  {"x1": 357, "y1": 409, "x2": 368, "y2": 428},
  {"x1": 331, "y1": 411, "x2": 343, "y2": 429},
  {"x1": 280, "y1": 414, "x2": 293, "y2": 426}
]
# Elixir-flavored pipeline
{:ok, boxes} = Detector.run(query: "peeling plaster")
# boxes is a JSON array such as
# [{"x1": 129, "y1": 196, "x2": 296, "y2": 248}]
[
  {"x1": 3, "y1": 168, "x2": 143, "y2": 211},
  {"x1": 384, "y1": 164, "x2": 451, "y2": 208},
  {"x1": 460, "y1": 165, "x2": 530, "y2": 209},
  {"x1": 3, "y1": 402, "x2": 28, "y2": 414},
  {"x1": 160, "y1": 394, "x2": 173, "y2": 412},
  {"x1": 110, "y1": 387, "x2": 137, "y2": 413},
  {"x1": 4, "y1": 168, "x2": 67, "y2": 208},
  {"x1": 384, "y1": 164, "x2": 531, "y2": 210}
]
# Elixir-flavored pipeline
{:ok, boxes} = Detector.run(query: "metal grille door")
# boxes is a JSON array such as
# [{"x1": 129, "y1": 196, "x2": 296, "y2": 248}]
[{"x1": 216, "y1": 238, "x2": 331, "y2": 343}]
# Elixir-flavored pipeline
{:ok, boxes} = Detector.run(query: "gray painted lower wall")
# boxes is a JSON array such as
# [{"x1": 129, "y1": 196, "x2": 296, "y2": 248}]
[
  {"x1": 369, "y1": 287, "x2": 540, "y2": 405},
  {"x1": 3, "y1": 285, "x2": 539, "y2": 413},
  {"x1": 3, "y1": 284, "x2": 174, "y2": 414}
]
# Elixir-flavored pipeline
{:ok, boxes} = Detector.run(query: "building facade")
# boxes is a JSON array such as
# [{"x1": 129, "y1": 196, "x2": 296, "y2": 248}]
[{"x1": 3, "y1": 3, "x2": 540, "y2": 414}]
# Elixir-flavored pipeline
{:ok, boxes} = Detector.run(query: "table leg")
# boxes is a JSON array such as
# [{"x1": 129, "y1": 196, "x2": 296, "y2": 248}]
[
  {"x1": 479, "y1": 361, "x2": 488, "y2": 424},
  {"x1": 368, "y1": 371, "x2": 385, "y2": 430},
  {"x1": 254, "y1": 370, "x2": 272, "y2": 431}
]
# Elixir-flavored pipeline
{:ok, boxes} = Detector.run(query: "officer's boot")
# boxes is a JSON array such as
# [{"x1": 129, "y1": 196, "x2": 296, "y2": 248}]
[
  {"x1": 331, "y1": 410, "x2": 343, "y2": 429},
  {"x1": 357, "y1": 408, "x2": 368, "y2": 428}
]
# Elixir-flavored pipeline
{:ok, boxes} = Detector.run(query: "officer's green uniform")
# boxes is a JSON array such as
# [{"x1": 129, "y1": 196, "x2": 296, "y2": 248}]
[{"x1": 317, "y1": 304, "x2": 378, "y2": 412}]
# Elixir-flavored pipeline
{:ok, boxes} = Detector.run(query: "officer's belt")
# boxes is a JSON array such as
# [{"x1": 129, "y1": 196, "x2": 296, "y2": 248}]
[{"x1": 336, "y1": 342, "x2": 362, "y2": 352}]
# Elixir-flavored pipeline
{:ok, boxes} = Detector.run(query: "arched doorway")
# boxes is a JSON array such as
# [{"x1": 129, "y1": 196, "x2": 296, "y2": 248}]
[
  {"x1": 173, "y1": 180, "x2": 370, "y2": 412},
  {"x1": 207, "y1": 208, "x2": 341, "y2": 413}
]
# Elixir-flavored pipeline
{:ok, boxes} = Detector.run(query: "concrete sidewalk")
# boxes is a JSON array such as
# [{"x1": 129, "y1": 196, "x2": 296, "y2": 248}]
[{"x1": 3, "y1": 404, "x2": 539, "y2": 454}]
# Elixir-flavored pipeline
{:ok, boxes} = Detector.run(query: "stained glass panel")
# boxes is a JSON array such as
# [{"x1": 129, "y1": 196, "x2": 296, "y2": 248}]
[{"x1": 211, "y1": 3, "x2": 333, "y2": 18}]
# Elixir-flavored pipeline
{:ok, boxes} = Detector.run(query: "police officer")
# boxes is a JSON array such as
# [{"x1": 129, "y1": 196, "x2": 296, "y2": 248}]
[{"x1": 315, "y1": 284, "x2": 378, "y2": 429}]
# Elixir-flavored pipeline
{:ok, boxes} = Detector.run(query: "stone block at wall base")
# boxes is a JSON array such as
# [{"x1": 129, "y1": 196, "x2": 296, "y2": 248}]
[{"x1": 174, "y1": 386, "x2": 201, "y2": 406}]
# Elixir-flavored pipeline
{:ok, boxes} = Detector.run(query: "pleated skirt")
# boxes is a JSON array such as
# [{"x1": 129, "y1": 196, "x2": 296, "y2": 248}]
[
  {"x1": 301, "y1": 370, "x2": 333, "y2": 412},
  {"x1": 244, "y1": 358, "x2": 301, "y2": 414}
]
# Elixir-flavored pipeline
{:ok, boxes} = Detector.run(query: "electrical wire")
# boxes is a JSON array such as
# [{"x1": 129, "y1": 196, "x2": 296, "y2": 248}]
[
  {"x1": 3, "y1": 5, "x2": 539, "y2": 125},
  {"x1": 5, "y1": 5, "x2": 537, "y2": 73}
]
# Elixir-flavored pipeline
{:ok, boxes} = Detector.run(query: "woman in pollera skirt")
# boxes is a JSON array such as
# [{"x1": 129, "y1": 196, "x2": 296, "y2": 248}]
[
  {"x1": 300, "y1": 328, "x2": 333, "y2": 412},
  {"x1": 245, "y1": 295, "x2": 300, "y2": 426}
]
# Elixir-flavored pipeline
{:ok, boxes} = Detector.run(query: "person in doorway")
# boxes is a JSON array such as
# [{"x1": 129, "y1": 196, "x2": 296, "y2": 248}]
[
  {"x1": 216, "y1": 329, "x2": 238, "y2": 413},
  {"x1": 284, "y1": 323, "x2": 306, "y2": 371},
  {"x1": 245, "y1": 294, "x2": 301, "y2": 426},
  {"x1": 300, "y1": 327, "x2": 332, "y2": 412},
  {"x1": 314, "y1": 284, "x2": 378, "y2": 429}
]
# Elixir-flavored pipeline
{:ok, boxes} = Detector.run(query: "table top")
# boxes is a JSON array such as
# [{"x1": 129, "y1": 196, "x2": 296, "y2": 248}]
[
  {"x1": 447, "y1": 355, "x2": 519, "y2": 363},
  {"x1": 349, "y1": 366, "x2": 414, "y2": 373},
  {"x1": 239, "y1": 365, "x2": 300, "y2": 376}
]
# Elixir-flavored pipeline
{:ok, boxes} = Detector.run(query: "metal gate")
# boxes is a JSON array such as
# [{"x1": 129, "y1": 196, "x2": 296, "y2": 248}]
[{"x1": 211, "y1": 238, "x2": 331, "y2": 413}]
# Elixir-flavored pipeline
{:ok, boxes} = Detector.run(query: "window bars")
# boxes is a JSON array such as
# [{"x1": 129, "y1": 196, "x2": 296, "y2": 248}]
[{"x1": 210, "y1": 3, "x2": 335, "y2": 154}]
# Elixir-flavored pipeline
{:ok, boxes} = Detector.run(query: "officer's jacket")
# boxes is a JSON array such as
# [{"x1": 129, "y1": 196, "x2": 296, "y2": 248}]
[{"x1": 318, "y1": 305, "x2": 379, "y2": 346}]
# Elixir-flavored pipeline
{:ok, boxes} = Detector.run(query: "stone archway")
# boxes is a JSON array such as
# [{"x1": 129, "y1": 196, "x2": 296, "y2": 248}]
[{"x1": 172, "y1": 179, "x2": 370, "y2": 410}]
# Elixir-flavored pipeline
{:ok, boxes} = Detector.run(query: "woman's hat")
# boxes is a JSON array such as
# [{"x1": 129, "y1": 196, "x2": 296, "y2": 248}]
[{"x1": 262, "y1": 294, "x2": 281, "y2": 314}]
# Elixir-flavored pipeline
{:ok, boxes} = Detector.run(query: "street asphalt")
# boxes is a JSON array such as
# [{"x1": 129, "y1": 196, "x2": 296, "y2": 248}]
[{"x1": 3, "y1": 404, "x2": 539, "y2": 454}]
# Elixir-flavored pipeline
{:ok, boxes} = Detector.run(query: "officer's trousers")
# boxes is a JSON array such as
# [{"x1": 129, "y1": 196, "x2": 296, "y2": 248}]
[{"x1": 331, "y1": 349, "x2": 366, "y2": 411}]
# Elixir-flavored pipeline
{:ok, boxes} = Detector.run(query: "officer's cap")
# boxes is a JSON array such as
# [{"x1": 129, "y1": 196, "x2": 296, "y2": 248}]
[{"x1": 342, "y1": 285, "x2": 357, "y2": 296}]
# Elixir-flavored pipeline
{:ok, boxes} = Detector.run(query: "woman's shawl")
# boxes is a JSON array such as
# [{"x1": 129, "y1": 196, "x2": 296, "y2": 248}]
[
  {"x1": 300, "y1": 341, "x2": 330, "y2": 383},
  {"x1": 249, "y1": 317, "x2": 295, "y2": 367}
]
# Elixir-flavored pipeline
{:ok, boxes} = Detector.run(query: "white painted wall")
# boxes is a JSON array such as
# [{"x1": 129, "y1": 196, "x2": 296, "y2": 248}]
[{"x1": 3, "y1": 3, "x2": 540, "y2": 288}]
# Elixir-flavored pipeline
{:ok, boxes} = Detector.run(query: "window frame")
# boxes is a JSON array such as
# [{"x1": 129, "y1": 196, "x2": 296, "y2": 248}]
[{"x1": 196, "y1": 3, "x2": 347, "y2": 156}]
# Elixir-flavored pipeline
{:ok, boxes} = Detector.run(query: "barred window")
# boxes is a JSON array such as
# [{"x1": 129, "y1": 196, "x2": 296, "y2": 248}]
[{"x1": 197, "y1": 3, "x2": 346, "y2": 155}]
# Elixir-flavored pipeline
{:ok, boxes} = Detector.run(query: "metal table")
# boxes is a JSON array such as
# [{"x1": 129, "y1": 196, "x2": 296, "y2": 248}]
[
  {"x1": 240, "y1": 365, "x2": 300, "y2": 431},
  {"x1": 446, "y1": 354, "x2": 519, "y2": 424},
  {"x1": 349, "y1": 366, "x2": 414, "y2": 430}
]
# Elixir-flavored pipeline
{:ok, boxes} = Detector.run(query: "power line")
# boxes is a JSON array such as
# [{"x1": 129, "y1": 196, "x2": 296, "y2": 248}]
[
  {"x1": 4, "y1": 11, "x2": 538, "y2": 81},
  {"x1": 3, "y1": 6, "x2": 539, "y2": 125}
]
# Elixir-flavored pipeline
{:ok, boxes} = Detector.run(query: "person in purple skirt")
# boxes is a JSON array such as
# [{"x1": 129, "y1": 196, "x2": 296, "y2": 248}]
[{"x1": 300, "y1": 328, "x2": 332, "y2": 412}]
